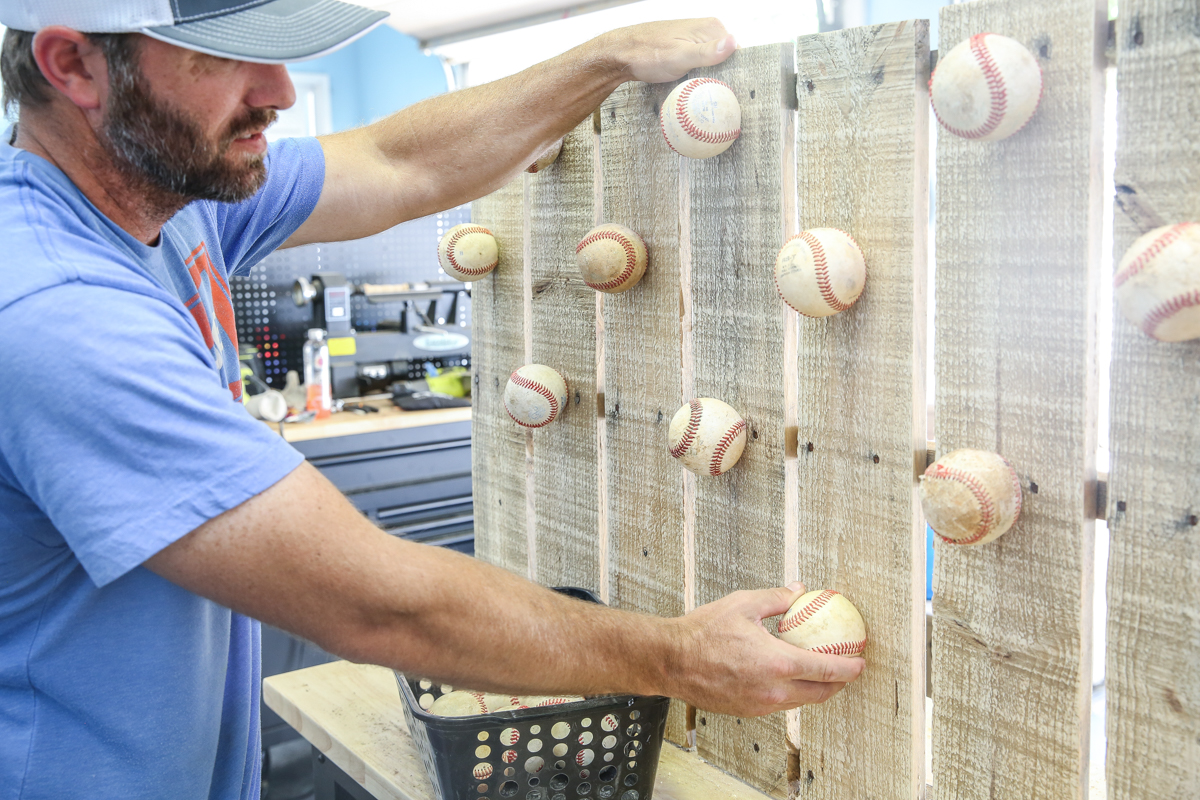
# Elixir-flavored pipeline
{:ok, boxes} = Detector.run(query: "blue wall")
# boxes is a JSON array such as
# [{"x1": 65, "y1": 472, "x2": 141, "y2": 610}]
[{"x1": 289, "y1": 24, "x2": 447, "y2": 133}]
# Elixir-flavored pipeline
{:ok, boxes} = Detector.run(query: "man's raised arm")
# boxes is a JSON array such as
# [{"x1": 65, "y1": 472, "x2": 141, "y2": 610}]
[{"x1": 282, "y1": 19, "x2": 735, "y2": 248}]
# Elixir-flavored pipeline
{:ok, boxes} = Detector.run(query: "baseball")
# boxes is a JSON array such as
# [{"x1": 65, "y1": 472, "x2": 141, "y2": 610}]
[
  {"x1": 659, "y1": 77, "x2": 741, "y2": 159},
  {"x1": 504, "y1": 365, "x2": 568, "y2": 428},
  {"x1": 774, "y1": 228, "x2": 866, "y2": 317},
  {"x1": 920, "y1": 449, "x2": 1023, "y2": 545},
  {"x1": 668, "y1": 398, "x2": 749, "y2": 477},
  {"x1": 428, "y1": 690, "x2": 488, "y2": 717},
  {"x1": 527, "y1": 138, "x2": 563, "y2": 173},
  {"x1": 1114, "y1": 222, "x2": 1200, "y2": 342},
  {"x1": 576, "y1": 224, "x2": 648, "y2": 293},
  {"x1": 473, "y1": 763, "x2": 494, "y2": 780},
  {"x1": 437, "y1": 223, "x2": 498, "y2": 282},
  {"x1": 778, "y1": 590, "x2": 867, "y2": 657},
  {"x1": 930, "y1": 33, "x2": 1043, "y2": 141}
]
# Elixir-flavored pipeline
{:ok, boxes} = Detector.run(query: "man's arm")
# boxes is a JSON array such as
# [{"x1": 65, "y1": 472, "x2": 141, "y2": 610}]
[
  {"x1": 145, "y1": 462, "x2": 863, "y2": 717},
  {"x1": 281, "y1": 19, "x2": 735, "y2": 248}
]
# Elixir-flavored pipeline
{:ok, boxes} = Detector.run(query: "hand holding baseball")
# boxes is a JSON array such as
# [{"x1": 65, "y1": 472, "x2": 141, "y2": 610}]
[
  {"x1": 600, "y1": 18, "x2": 736, "y2": 84},
  {"x1": 666, "y1": 583, "x2": 865, "y2": 717}
]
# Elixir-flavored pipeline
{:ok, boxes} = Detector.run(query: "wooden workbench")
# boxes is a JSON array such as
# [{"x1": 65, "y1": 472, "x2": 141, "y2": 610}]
[
  {"x1": 267, "y1": 399, "x2": 471, "y2": 444},
  {"x1": 263, "y1": 661, "x2": 774, "y2": 800}
]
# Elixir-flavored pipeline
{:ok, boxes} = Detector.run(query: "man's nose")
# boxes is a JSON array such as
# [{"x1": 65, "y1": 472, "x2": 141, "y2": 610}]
[{"x1": 247, "y1": 63, "x2": 296, "y2": 111}]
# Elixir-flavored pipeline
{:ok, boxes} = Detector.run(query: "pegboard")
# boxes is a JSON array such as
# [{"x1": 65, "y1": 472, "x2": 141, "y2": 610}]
[{"x1": 231, "y1": 204, "x2": 472, "y2": 386}]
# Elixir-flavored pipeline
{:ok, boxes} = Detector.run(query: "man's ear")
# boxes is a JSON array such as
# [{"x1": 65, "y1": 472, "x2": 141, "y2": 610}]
[{"x1": 31, "y1": 26, "x2": 109, "y2": 111}]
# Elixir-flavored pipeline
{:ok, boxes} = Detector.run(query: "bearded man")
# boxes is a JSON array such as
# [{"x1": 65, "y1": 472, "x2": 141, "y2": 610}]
[{"x1": 0, "y1": 2, "x2": 863, "y2": 798}]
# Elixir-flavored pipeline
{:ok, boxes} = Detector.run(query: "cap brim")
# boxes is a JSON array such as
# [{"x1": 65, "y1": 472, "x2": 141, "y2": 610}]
[{"x1": 142, "y1": 0, "x2": 388, "y2": 64}]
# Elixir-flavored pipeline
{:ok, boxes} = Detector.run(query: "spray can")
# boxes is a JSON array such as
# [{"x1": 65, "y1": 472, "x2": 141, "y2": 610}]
[{"x1": 303, "y1": 328, "x2": 332, "y2": 419}]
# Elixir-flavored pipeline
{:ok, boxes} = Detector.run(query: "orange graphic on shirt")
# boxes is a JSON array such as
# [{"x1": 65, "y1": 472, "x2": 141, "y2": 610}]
[{"x1": 181, "y1": 241, "x2": 243, "y2": 400}]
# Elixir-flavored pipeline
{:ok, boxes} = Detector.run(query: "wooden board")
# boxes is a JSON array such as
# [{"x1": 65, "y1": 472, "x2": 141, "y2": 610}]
[
  {"x1": 932, "y1": 0, "x2": 1104, "y2": 798},
  {"x1": 262, "y1": 660, "x2": 778, "y2": 800},
  {"x1": 472, "y1": 179, "x2": 529, "y2": 576},
  {"x1": 599, "y1": 81, "x2": 688, "y2": 743},
  {"x1": 268, "y1": 404, "x2": 471, "y2": 443},
  {"x1": 527, "y1": 121, "x2": 601, "y2": 592},
  {"x1": 790, "y1": 21, "x2": 930, "y2": 800},
  {"x1": 1105, "y1": 1, "x2": 1200, "y2": 796},
  {"x1": 686, "y1": 44, "x2": 794, "y2": 797}
]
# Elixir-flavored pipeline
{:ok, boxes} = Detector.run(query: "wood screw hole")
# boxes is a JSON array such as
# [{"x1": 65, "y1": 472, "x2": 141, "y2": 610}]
[
  {"x1": 700, "y1": 717, "x2": 706, "y2": 726},
  {"x1": 751, "y1": 429, "x2": 759, "y2": 440},
  {"x1": 872, "y1": 455, "x2": 879, "y2": 464},
  {"x1": 642, "y1": 548, "x2": 648, "y2": 557},
  {"x1": 614, "y1": 403, "x2": 620, "y2": 415},
  {"x1": 805, "y1": 80, "x2": 815, "y2": 93},
  {"x1": 806, "y1": 442, "x2": 814, "y2": 452},
  {"x1": 1189, "y1": 515, "x2": 1198, "y2": 527},
  {"x1": 575, "y1": 392, "x2": 581, "y2": 405},
  {"x1": 753, "y1": 743, "x2": 760, "y2": 752},
  {"x1": 735, "y1": 719, "x2": 741, "y2": 725},
  {"x1": 1134, "y1": 30, "x2": 1144, "y2": 45},
  {"x1": 749, "y1": 89, "x2": 756, "y2": 99},
  {"x1": 806, "y1": 770, "x2": 814, "y2": 784},
  {"x1": 1030, "y1": 482, "x2": 1039, "y2": 494},
  {"x1": 494, "y1": 377, "x2": 500, "y2": 388},
  {"x1": 1039, "y1": 44, "x2": 1049, "y2": 58},
  {"x1": 1117, "y1": 500, "x2": 1126, "y2": 512},
  {"x1": 657, "y1": 411, "x2": 663, "y2": 423}
]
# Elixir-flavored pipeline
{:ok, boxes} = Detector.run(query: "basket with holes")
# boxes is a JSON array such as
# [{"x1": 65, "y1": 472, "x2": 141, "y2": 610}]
[{"x1": 395, "y1": 587, "x2": 671, "y2": 800}]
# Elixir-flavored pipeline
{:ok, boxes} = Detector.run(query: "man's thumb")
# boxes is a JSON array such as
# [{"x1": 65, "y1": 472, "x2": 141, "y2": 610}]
[{"x1": 700, "y1": 34, "x2": 737, "y2": 66}]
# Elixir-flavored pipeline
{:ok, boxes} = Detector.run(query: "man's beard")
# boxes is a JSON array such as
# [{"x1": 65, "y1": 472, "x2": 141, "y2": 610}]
[{"x1": 98, "y1": 63, "x2": 277, "y2": 205}]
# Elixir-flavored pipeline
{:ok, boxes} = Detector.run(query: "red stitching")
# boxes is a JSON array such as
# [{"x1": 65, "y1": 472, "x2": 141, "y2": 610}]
[
  {"x1": 443, "y1": 225, "x2": 497, "y2": 276},
  {"x1": 779, "y1": 589, "x2": 837, "y2": 635},
  {"x1": 809, "y1": 638, "x2": 867, "y2": 656},
  {"x1": 1141, "y1": 289, "x2": 1200, "y2": 338},
  {"x1": 674, "y1": 78, "x2": 741, "y2": 146},
  {"x1": 577, "y1": 229, "x2": 642, "y2": 290},
  {"x1": 709, "y1": 419, "x2": 747, "y2": 476},
  {"x1": 670, "y1": 399, "x2": 703, "y2": 459},
  {"x1": 800, "y1": 230, "x2": 851, "y2": 315},
  {"x1": 505, "y1": 371, "x2": 561, "y2": 428},
  {"x1": 931, "y1": 34, "x2": 1009, "y2": 140},
  {"x1": 924, "y1": 462, "x2": 1000, "y2": 545},
  {"x1": 1115, "y1": 223, "x2": 1197, "y2": 287}
]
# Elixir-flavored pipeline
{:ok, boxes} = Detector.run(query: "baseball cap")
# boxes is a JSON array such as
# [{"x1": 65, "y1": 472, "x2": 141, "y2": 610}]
[{"x1": 0, "y1": 0, "x2": 389, "y2": 63}]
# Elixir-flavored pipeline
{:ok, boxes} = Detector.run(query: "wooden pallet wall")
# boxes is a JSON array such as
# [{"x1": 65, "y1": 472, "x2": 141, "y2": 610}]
[
  {"x1": 932, "y1": 0, "x2": 1105, "y2": 798},
  {"x1": 1105, "y1": 0, "x2": 1200, "y2": 796}
]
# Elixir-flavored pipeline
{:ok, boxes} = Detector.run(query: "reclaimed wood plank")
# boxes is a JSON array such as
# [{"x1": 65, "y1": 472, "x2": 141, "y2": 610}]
[
  {"x1": 791, "y1": 20, "x2": 930, "y2": 800},
  {"x1": 472, "y1": 179, "x2": 529, "y2": 576},
  {"x1": 528, "y1": 121, "x2": 600, "y2": 592},
  {"x1": 932, "y1": 0, "x2": 1105, "y2": 797},
  {"x1": 599, "y1": 81, "x2": 687, "y2": 744},
  {"x1": 1106, "y1": 0, "x2": 1200, "y2": 796},
  {"x1": 687, "y1": 44, "x2": 794, "y2": 798}
]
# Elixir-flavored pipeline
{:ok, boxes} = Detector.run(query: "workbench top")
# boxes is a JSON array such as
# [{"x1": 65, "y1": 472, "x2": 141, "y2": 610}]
[
  {"x1": 262, "y1": 661, "x2": 775, "y2": 800},
  {"x1": 268, "y1": 400, "x2": 471, "y2": 443}
]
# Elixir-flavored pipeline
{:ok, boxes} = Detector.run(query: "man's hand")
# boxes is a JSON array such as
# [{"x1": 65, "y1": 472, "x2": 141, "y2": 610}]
[
  {"x1": 666, "y1": 583, "x2": 865, "y2": 716},
  {"x1": 603, "y1": 18, "x2": 737, "y2": 84}
]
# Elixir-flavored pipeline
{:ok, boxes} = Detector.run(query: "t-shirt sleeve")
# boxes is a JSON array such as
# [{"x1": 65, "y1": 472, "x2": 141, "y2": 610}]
[
  {"x1": 213, "y1": 136, "x2": 326, "y2": 277},
  {"x1": 0, "y1": 281, "x2": 305, "y2": 587}
]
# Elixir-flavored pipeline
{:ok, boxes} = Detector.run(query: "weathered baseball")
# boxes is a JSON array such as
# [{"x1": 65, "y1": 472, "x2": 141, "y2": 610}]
[
  {"x1": 920, "y1": 449, "x2": 1023, "y2": 545},
  {"x1": 659, "y1": 77, "x2": 741, "y2": 159},
  {"x1": 428, "y1": 690, "x2": 488, "y2": 717},
  {"x1": 473, "y1": 763, "x2": 494, "y2": 780},
  {"x1": 437, "y1": 223, "x2": 498, "y2": 282},
  {"x1": 930, "y1": 33, "x2": 1043, "y2": 142},
  {"x1": 505, "y1": 364, "x2": 568, "y2": 428},
  {"x1": 774, "y1": 228, "x2": 866, "y2": 317},
  {"x1": 527, "y1": 138, "x2": 564, "y2": 173},
  {"x1": 517, "y1": 695, "x2": 584, "y2": 708},
  {"x1": 778, "y1": 590, "x2": 867, "y2": 657},
  {"x1": 576, "y1": 223, "x2": 648, "y2": 293},
  {"x1": 668, "y1": 398, "x2": 748, "y2": 477},
  {"x1": 1114, "y1": 222, "x2": 1200, "y2": 342}
]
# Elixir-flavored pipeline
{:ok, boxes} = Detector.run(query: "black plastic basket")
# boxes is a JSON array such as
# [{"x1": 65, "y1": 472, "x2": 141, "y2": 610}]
[{"x1": 395, "y1": 587, "x2": 671, "y2": 800}]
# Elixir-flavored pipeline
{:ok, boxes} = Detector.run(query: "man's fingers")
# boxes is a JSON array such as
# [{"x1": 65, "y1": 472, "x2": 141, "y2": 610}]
[
  {"x1": 785, "y1": 647, "x2": 866, "y2": 684},
  {"x1": 747, "y1": 582, "x2": 807, "y2": 621},
  {"x1": 697, "y1": 33, "x2": 737, "y2": 67}
]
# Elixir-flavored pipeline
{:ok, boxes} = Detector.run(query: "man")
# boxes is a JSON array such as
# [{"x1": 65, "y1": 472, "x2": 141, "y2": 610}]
[{"x1": 0, "y1": 1, "x2": 864, "y2": 798}]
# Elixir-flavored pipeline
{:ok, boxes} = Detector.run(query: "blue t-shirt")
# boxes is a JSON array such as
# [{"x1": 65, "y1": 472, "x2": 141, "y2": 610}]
[{"x1": 0, "y1": 131, "x2": 324, "y2": 799}]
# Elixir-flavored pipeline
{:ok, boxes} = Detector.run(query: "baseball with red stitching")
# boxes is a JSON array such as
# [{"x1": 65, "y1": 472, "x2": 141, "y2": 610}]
[
  {"x1": 576, "y1": 223, "x2": 648, "y2": 294},
  {"x1": 526, "y1": 138, "x2": 564, "y2": 173},
  {"x1": 437, "y1": 223, "x2": 499, "y2": 282},
  {"x1": 778, "y1": 589, "x2": 867, "y2": 658},
  {"x1": 1114, "y1": 222, "x2": 1200, "y2": 342},
  {"x1": 774, "y1": 228, "x2": 866, "y2": 318},
  {"x1": 920, "y1": 449, "x2": 1023, "y2": 546},
  {"x1": 667, "y1": 398, "x2": 748, "y2": 477},
  {"x1": 659, "y1": 77, "x2": 741, "y2": 159},
  {"x1": 504, "y1": 364, "x2": 568, "y2": 428},
  {"x1": 930, "y1": 32, "x2": 1042, "y2": 142},
  {"x1": 428, "y1": 690, "x2": 489, "y2": 717}
]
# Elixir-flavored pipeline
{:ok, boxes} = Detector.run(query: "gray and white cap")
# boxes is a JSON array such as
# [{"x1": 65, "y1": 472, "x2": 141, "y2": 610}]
[{"x1": 0, "y1": 0, "x2": 389, "y2": 64}]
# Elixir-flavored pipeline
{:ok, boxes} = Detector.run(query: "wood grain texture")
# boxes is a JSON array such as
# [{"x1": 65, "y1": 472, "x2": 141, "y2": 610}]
[
  {"x1": 933, "y1": 0, "x2": 1104, "y2": 798},
  {"x1": 599, "y1": 81, "x2": 688, "y2": 743},
  {"x1": 686, "y1": 45, "x2": 793, "y2": 798},
  {"x1": 1105, "y1": 1, "x2": 1200, "y2": 796},
  {"x1": 791, "y1": 21, "x2": 929, "y2": 800},
  {"x1": 472, "y1": 178, "x2": 529, "y2": 576},
  {"x1": 528, "y1": 121, "x2": 600, "y2": 592}
]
